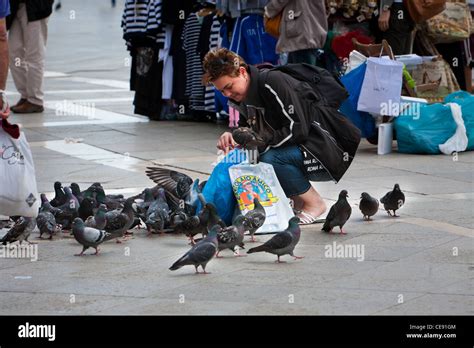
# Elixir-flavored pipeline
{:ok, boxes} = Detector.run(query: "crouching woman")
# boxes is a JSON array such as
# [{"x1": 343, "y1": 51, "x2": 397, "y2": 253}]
[{"x1": 202, "y1": 48, "x2": 361, "y2": 224}]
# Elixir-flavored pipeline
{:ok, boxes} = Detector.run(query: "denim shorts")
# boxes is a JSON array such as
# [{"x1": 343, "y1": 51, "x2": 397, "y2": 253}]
[{"x1": 259, "y1": 145, "x2": 331, "y2": 197}]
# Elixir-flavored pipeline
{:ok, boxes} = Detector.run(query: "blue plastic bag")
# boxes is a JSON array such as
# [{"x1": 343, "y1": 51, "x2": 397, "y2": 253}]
[
  {"x1": 196, "y1": 149, "x2": 246, "y2": 225},
  {"x1": 339, "y1": 63, "x2": 377, "y2": 139},
  {"x1": 444, "y1": 91, "x2": 474, "y2": 150},
  {"x1": 394, "y1": 103, "x2": 457, "y2": 154}
]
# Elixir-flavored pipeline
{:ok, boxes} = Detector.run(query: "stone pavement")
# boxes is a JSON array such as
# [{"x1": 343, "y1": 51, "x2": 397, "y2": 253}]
[{"x1": 0, "y1": 0, "x2": 472, "y2": 315}]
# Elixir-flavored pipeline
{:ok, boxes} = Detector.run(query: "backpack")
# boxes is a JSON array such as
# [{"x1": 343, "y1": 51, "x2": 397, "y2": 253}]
[{"x1": 265, "y1": 63, "x2": 349, "y2": 109}]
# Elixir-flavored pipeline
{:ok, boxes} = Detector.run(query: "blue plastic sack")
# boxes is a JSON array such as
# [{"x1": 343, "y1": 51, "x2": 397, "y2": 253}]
[
  {"x1": 339, "y1": 63, "x2": 377, "y2": 138},
  {"x1": 394, "y1": 103, "x2": 457, "y2": 154},
  {"x1": 444, "y1": 91, "x2": 474, "y2": 150},
  {"x1": 196, "y1": 149, "x2": 246, "y2": 225}
]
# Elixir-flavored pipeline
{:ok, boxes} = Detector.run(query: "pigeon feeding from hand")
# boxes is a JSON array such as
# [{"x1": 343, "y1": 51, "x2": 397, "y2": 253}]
[
  {"x1": 322, "y1": 190, "x2": 351, "y2": 234},
  {"x1": 380, "y1": 184, "x2": 405, "y2": 217},
  {"x1": 247, "y1": 216, "x2": 302, "y2": 263},
  {"x1": 359, "y1": 192, "x2": 379, "y2": 221},
  {"x1": 72, "y1": 217, "x2": 112, "y2": 256},
  {"x1": 232, "y1": 127, "x2": 265, "y2": 150},
  {"x1": 169, "y1": 225, "x2": 219, "y2": 274}
]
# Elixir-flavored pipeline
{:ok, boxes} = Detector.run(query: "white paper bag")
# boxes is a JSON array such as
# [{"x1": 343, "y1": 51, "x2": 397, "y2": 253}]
[
  {"x1": 357, "y1": 57, "x2": 404, "y2": 116},
  {"x1": 0, "y1": 128, "x2": 40, "y2": 217},
  {"x1": 229, "y1": 161, "x2": 294, "y2": 234}
]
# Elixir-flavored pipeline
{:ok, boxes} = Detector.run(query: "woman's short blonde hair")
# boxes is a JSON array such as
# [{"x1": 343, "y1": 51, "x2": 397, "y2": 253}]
[{"x1": 202, "y1": 48, "x2": 248, "y2": 85}]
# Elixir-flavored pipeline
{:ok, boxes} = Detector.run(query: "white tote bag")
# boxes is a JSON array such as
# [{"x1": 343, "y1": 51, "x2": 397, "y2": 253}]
[
  {"x1": 0, "y1": 127, "x2": 40, "y2": 217},
  {"x1": 357, "y1": 57, "x2": 404, "y2": 116},
  {"x1": 229, "y1": 161, "x2": 294, "y2": 234}
]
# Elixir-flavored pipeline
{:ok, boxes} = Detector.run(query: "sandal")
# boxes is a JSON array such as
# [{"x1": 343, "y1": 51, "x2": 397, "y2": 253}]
[{"x1": 297, "y1": 211, "x2": 326, "y2": 225}]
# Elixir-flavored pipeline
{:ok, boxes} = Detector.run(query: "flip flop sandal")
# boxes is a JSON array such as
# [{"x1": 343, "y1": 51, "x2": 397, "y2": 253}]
[{"x1": 298, "y1": 211, "x2": 326, "y2": 225}]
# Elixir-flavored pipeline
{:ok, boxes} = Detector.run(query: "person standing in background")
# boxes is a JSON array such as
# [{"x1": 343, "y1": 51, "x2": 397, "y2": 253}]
[
  {"x1": 374, "y1": 0, "x2": 415, "y2": 55},
  {"x1": 264, "y1": 0, "x2": 328, "y2": 66},
  {"x1": 7, "y1": 0, "x2": 54, "y2": 114},
  {"x1": 0, "y1": 0, "x2": 10, "y2": 119}
]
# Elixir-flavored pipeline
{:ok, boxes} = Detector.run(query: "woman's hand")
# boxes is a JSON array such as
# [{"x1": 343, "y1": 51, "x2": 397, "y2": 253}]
[{"x1": 217, "y1": 131, "x2": 237, "y2": 154}]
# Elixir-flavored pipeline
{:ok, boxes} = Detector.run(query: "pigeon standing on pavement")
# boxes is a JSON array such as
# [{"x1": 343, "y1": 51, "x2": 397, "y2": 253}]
[
  {"x1": 359, "y1": 192, "x2": 379, "y2": 221},
  {"x1": 50, "y1": 181, "x2": 67, "y2": 207},
  {"x1": 104, "y1": 197, "x2": 135, "y2": 242},
  {"x1": 380, "y1": 184, "x2": 405, "y2": 217},
  {"x1": 0, "y1": 217, "x2": 36, "y2": 245},
  {"x1": 244, "y1": 198, "x2": 266, "y2": 242},
  {"x1": 54, "y1": 187, "x2": 80, "y2": 229},
  {"x1": 145, "y1": 188, "x2": 170, "y2": 235},
  {"x1": 216, "y1": 215, "x2": 250, "y2": 257},
  {"x1": 71, "y1": 217, "x2": 112, "y2": 256},
  {"x1": 321, "y1": 190, "x2": 352, "y2": 234},
  {"x1": 85, "y1": 204, "x2": 108, "y2": 230},
  {"x1": 37, "y1": 205, "x2": 57, "y2": 240},
  {"x1": 70, "y1": 183, "x2": 84, "y2": 204},
  {"x1": 247, "y1": 216, "x2": 302, "y2": 263},
  {"x1": 169, "y1": 225, "x2": 219, "y2": 274}
]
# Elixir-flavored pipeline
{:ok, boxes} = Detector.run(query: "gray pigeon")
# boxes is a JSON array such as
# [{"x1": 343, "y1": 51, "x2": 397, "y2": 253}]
[
  {"x1": 216, "y1": 215, "x2": 250, "y2": 257},
  {"x1": 169, "y1": 225, "x2": 219, "y2": 274},
  {"x1": 244, "y1": 197, "x2": 266, "y2": 242},
  {"x1": 104, "y1": 197, "x2": 135, "y2": 242},
  {"x1": 50, "y1": 181, "x2": 67, "y2": 207},
  {"x1": 37, "y1": 205, "x2": 57, "y2": 240},
  {"x1": 0, "y1": 217, "x2": 36, "y2": 245},
  {"x1": 204, "y1": 202, "x2": 226, "y2": 232},
  {"x1": 380, "y1": 184, "x2": 405, "y2": 217},
  {"x1": 232, "y1": 127, "x2": 265, "y2": 149},
  {"x1": 85, "y1": 204, "x2": 107, "y2": 230},
  {"x1": 145, "y1": 167, "x2": 193, "y2": 200},
  {"x1": 55, "y1": 187, "x2": 80, "y2": 229},
  {"x1": 359, "y1": 192, "x2": 379, "y2": 221},
  {"x1": 145, "y1": 188, "x2": 170, "y2": 235},
  {"x1": 322, "y1": 190, "x2": 352, "y2": 234},
  {"x1": 247, "y1": 216, "x2": 302, "y2": 263},
  {"x1": 71, "y1": 217, "x2": 112, "y2": 256}
]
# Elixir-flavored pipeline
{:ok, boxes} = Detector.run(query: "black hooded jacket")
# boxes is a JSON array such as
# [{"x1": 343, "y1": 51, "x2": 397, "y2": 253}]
[{"x1": 230, "y1": 65, "x2": 361, "y2": 183}]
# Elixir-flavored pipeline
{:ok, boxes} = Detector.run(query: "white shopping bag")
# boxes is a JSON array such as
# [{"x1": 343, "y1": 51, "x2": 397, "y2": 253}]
[
  {"x1": 357, "y1": 57, "x2": 404, "y2": 116},
  {"x1": 229, "y1": 161, "x2": 294, "y2": 234},
  {"x1": 0, "y1": 127, "x2": 40, "y2": 217}
]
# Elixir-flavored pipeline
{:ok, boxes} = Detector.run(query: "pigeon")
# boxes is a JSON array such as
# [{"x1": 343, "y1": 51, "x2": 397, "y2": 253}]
[
  {"x1": 204, "y1": 202, "x2": 226, "y2": 232},
  {"x1": 70, "y1": 183, "x2": 84, "y2": 203},
  {"x1": 85, "y1": 204, "x2": 107, "y2": 230},
  {"x1": 232, "y1": 127, "x2": 265, "y2": 149},
  {"x1": 39, "y1": 194, "x2": 61, "y2": 216},
  {"x1": 144, "y1": 188, "x2": 170, "y2": 235},
  {"x1": 169, "y1": 225, "x2": 219, "y2": 274},
  {"x1": 54, "y1": 187, "x2": 80, "y2": 229},
  {"x1": 216, "y1": 215, "x2": 250, "y2": 257},
  {"x1": 50, "y1": 181, "x2": 67, "y2": 207},
  {"x1": 37, "y1": 205, "x2": 57, "y2": 240},
  {"x1": 71, "y1": 217, "x2": 112, "y2": 256},
  {"x1": 380, "y1": 184, "x2": 405, "y2": 217},
  {"x1": 78, "y1": 197, "x2": 95, "y2": 221},
  {"x1": 104, "y1": 197, "x2": 135, "y2": 242},
  {"x1": 145, "y1": 167, "x2": 193, "y2": 200},
  {"x1": 247, "y1": 216, "x2": 302, "y2": 263},
  {"x1": 322, "y1": 190, "x2": 352, "y2": 234},
  {"x1": 359, "y1": 192, "x2": 379, "y2": 221},
  {"x1": 0, "y1": 217, "x2": 36, "y2": 245},
  {"x1": 244, "y1": 197, "x2": 266, "y2": 242},
  {"x1": 94, "y1": 186, "x2": 124, "y2": 210}
]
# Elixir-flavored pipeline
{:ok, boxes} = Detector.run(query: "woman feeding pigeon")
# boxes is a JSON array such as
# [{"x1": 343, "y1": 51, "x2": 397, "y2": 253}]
[{"x1": 202, "y1": 48, "x2": 361, "y2": 225}]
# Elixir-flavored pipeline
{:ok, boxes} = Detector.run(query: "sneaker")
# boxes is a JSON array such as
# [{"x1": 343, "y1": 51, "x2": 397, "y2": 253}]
[{"x1": 11, "y1": 101, "x2": 44, "y2": 114}]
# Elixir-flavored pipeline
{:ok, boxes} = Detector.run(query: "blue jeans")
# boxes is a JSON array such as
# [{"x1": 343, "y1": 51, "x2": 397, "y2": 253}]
[{"x1": 259, "y1": 145, "x2": 330, "y2": 197}]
